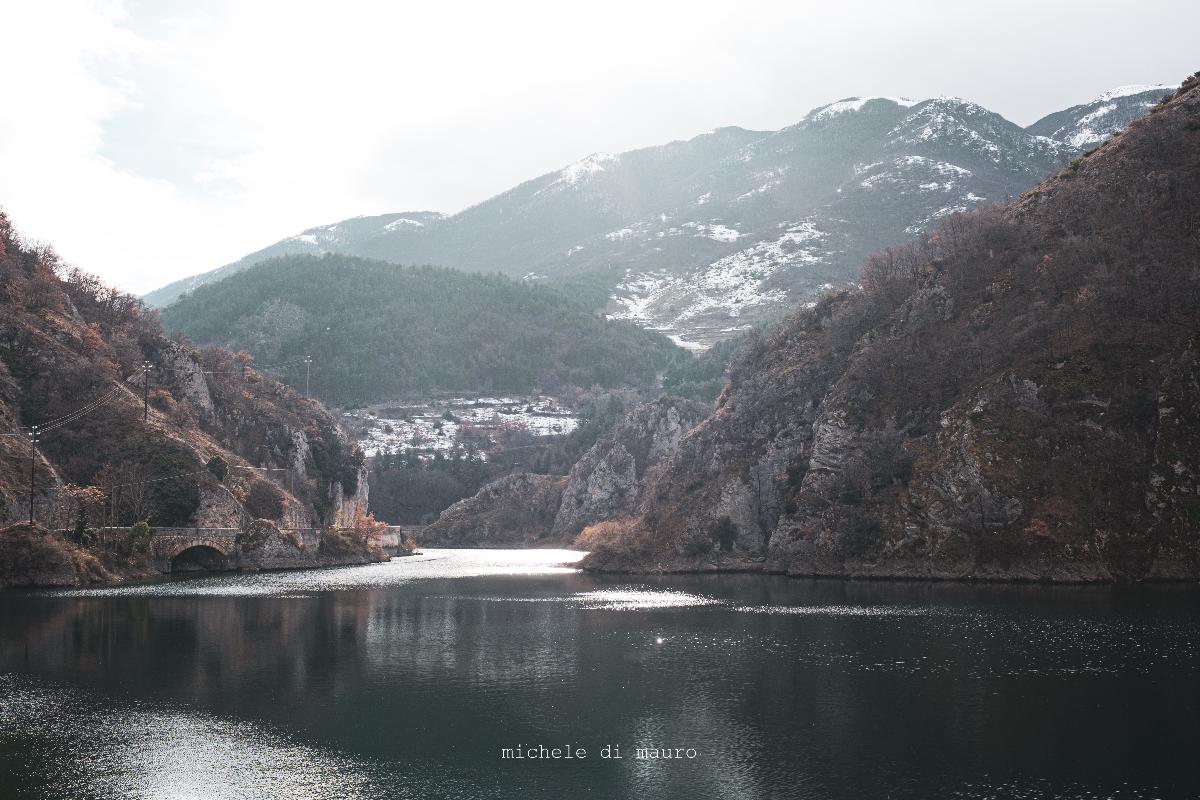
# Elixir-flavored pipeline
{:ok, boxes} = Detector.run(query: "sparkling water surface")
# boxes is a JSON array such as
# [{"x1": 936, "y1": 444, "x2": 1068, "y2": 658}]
[{"x1": 1, "y1": 549, "x2": 1197, "y2": 799}]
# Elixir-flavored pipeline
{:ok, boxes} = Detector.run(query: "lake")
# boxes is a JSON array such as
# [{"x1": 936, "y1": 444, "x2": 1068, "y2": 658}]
[{"x1": 1, "y1": 550, "x2": 1197, "y2": 799}]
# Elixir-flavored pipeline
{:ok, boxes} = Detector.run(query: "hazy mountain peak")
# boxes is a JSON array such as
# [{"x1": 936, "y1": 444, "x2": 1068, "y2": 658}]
[
  {"x1": 1025, "y1": 84, "x2": 1172, "y2": 150},
  {"x1": 703, "y1": 125, "x2": 760, "y2": 137},
  {"x1": 805, "y1": 96, "x2": 917, "y2": 121},
  {"x1": 556, "y1": 152, "x2": 618, "y2": 186},
  {"x1": 1095, "y1": 83, "x2": 1173, "y2": 102},
  {"x1": 904, "y1": 96, "x2": 1004, "y2": 122},
  {"x1": 281, "y1": 211, "x2": 444, "y2": 249}
]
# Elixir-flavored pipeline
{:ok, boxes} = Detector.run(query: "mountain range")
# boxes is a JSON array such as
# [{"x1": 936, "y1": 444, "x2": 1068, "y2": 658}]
[
  {"x1": 145, "y1": 85, "x2": 1172, "y2": 347},
  {"x1": 598, "y1": 74, "x2": 1200, "y2": 580},
  {"x1": 425, "y1": 72, "x2": 1200, "y2": 582}
]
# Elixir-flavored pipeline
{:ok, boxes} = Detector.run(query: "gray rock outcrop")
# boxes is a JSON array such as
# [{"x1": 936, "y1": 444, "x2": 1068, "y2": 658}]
[
  {"x1": 552, "y1": 397, "x2": 706, "y2": 539},
  {"x1": 420, "y1": 473, "x2": 568, "y2": 548}
]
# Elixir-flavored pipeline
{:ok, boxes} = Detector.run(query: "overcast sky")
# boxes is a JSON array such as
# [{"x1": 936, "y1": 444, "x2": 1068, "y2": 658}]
[{"x1": 1, "y1": 0, "x2": 1196, "y2": 293}]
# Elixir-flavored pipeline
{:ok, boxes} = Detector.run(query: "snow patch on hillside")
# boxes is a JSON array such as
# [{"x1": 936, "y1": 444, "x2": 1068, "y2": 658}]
[
  {"x1": 609, "y1": 271, "x2": 672, "y2": 322},
  {"x1": 382, "y1": 217, "x2": 425, "y2": 232},
  {"x1": 736, "y1": 168, "x2": 787, "y2": 200},
  {"x1": 1095, "y1": 84, "x2": 1172, "y2": 102},
  {"x1": 808, "y1": 96, "x2": 916, "y2": 121},
  {"x1": 895, "y1": 110, "x2": 1001, "y2": 155},
  {"x1": 904, "y1": 193, "x2": 990, "y2": 234},
  {"x1": 285, "y1": 224, "x2": 344, "y2": 249},
  {"x1": 559, "y1": 153, "x2": 617, "y2": 185},
  {"x1": 857, "y1": 156, "x2": 973, "y2": 190},
  {"x1": 667, "y1": 334, "x2": 707, "y2": 352},
  {"x1": 1056, "y1": 87, "x2": 1170, "y2": 148},
  {"x1": 681, "y1": 222, "x2": 741, "y2": 242},
  {"x1": 609, "y1": 220, "x2": 827, "y2": 335}
]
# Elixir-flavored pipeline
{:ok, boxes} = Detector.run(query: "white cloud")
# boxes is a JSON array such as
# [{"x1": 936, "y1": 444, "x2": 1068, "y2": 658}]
[{"x1": 0, "y1": 0, "x2": 1197, "y2": 293}]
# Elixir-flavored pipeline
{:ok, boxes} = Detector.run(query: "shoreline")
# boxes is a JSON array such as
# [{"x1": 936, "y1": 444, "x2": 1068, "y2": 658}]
[
  {"x1": 579, "y1": 554, "x2": 1200, "y2": 586},
  {"x1": 0, "y1": 551, "x2": 417, "y2": 593},
  {"x1": 0, "y1": 523, "x2": 405, "y2": 591}
]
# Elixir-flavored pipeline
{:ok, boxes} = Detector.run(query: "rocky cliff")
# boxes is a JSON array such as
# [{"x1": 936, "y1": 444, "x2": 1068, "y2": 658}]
[
  {"x1": 413, "y1": 398, "x2": 706, "y2": 548},
  {"x1": 418, "y1": 473, "x2": 569, "y2": 547},
  {"x1": 552, "y1": 397, "x2": 707, "y2": 539},
  {"x1": 0, "y1": 213, "x2": 368, "y2": 537},
  {"x1": 584, "y1": 73, "x2": 1200, "y2": 582}
]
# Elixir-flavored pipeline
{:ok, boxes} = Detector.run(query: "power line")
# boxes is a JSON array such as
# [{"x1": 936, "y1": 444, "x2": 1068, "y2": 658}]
[
  {"x1": 35, "y1": 387, "x2": 125, "y2": 434},
  {"x1": 102, "y1": 463, "x2": 297, "y2": 494},
  {"x1": 28, "y1": 351, "x2": 290, "y2": 435},
  {"x1": 35, "y1": 386, "x2": 121, "y2": 430},
  {"x1": 233, "y1": 464, "x2": 294, "y2": 493},
  {"x1": 16, "y1": 354, "x2": 316, "y2": 524},
  {"x1": 153, "y1": 356, "x2": 310, "y2": 377},
  {"x1": 102, "y1": 466, "x2": 218, "y2": 491},
  {"x1": 37, "y1": 390, "x2": 124, "y2": 433},
  {"x1": 19, "y1": 345, "x2": 334, "y2": 475},
  {"x1": 25, "y1": 357, "x2": 314, "y2": 440}
]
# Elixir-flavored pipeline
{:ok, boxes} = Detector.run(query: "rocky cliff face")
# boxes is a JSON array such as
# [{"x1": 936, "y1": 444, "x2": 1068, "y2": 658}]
[
  {"x1": 419, "y1": 473, "x2": 568, "y2": 547},
  {"x1": 330, "y1": 461, "x2": 370, "y2": 528},
  {"x1": 0, "y1": 214, "x2": 365, "y2": 534},
  {"x1": 588, "y1": 75, "x2": 1200, "y2": 582},
  {"x1": 411, "y1": 398, "x2": 707, "y2": 549},
  {"x1": 552, "y1": 397, "x2": 707, "y2": 539}
]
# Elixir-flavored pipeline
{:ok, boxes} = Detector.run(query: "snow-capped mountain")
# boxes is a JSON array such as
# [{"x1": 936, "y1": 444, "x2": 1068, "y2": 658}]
[
  {"x1": 145, "y1": 87, "x2": 1165, "y2": 347},
  {"x1": 1025, "y1": 85, "x2": 1172, "y2": 149}
]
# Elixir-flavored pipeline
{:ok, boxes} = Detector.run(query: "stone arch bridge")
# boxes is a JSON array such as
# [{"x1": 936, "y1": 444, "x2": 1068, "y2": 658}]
[
  {"x1": 150, "y1": 529, "x2": 242, "y2": 573},
  {"x1": 101, "y1": 526, "x2": 419, "y2": 573}
]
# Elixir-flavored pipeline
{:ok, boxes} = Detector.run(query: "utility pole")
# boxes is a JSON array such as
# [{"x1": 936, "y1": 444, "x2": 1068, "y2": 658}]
[
  {"x1": 142, "y1": 360, "x2": 151, "y2": 421},
  {"x1": 304, "y1": 356, "x2": 313, "y2": 397},
  {"x1": 28, "y1": 425, "x2": 38, "y2": 525}
]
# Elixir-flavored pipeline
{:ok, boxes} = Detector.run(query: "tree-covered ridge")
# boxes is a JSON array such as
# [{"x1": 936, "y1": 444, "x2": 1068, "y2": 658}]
[
  {"x1": 161, "y1": 254, "x2": 687, "y2": 405},
  {"x1": 0, "y1": 213, "x2": 362, "y2": 529}
]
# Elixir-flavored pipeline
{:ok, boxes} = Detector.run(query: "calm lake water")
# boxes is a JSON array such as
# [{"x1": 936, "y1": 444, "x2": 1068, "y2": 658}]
[{"x1": 1, "y1": 550, "x2": 1198, "y2": 799}]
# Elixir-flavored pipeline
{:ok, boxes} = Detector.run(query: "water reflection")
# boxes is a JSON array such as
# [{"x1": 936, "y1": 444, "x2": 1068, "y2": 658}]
[
  {"x1": 46, "y1": 549, "x2": 586, "y2": 598},
  {"x1": 1, "y1": 551, "x2": 1198, "y2": 799},
  {"x1": 2, "y1": 674, "x2": 383, "y2": 800}
]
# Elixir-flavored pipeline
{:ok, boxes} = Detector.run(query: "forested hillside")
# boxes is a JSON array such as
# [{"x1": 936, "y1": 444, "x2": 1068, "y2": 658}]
[
  {"x1": 161, "y1": 254, "x2": 686, "y2": 405},
  {"x1": 0, "y1": 214, "x2": 367, "y2": 532}
]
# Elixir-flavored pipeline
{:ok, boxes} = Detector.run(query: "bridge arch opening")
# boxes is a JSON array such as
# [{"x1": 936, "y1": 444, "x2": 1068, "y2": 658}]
[{"x1": 170, "y1": 544, "x2": 230, "y2": 573}]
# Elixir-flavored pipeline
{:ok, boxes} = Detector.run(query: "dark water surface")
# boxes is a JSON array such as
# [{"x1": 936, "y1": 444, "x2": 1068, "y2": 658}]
[{"x1": 0, "y1": 550, "x2": 1197, "y2": 799}]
